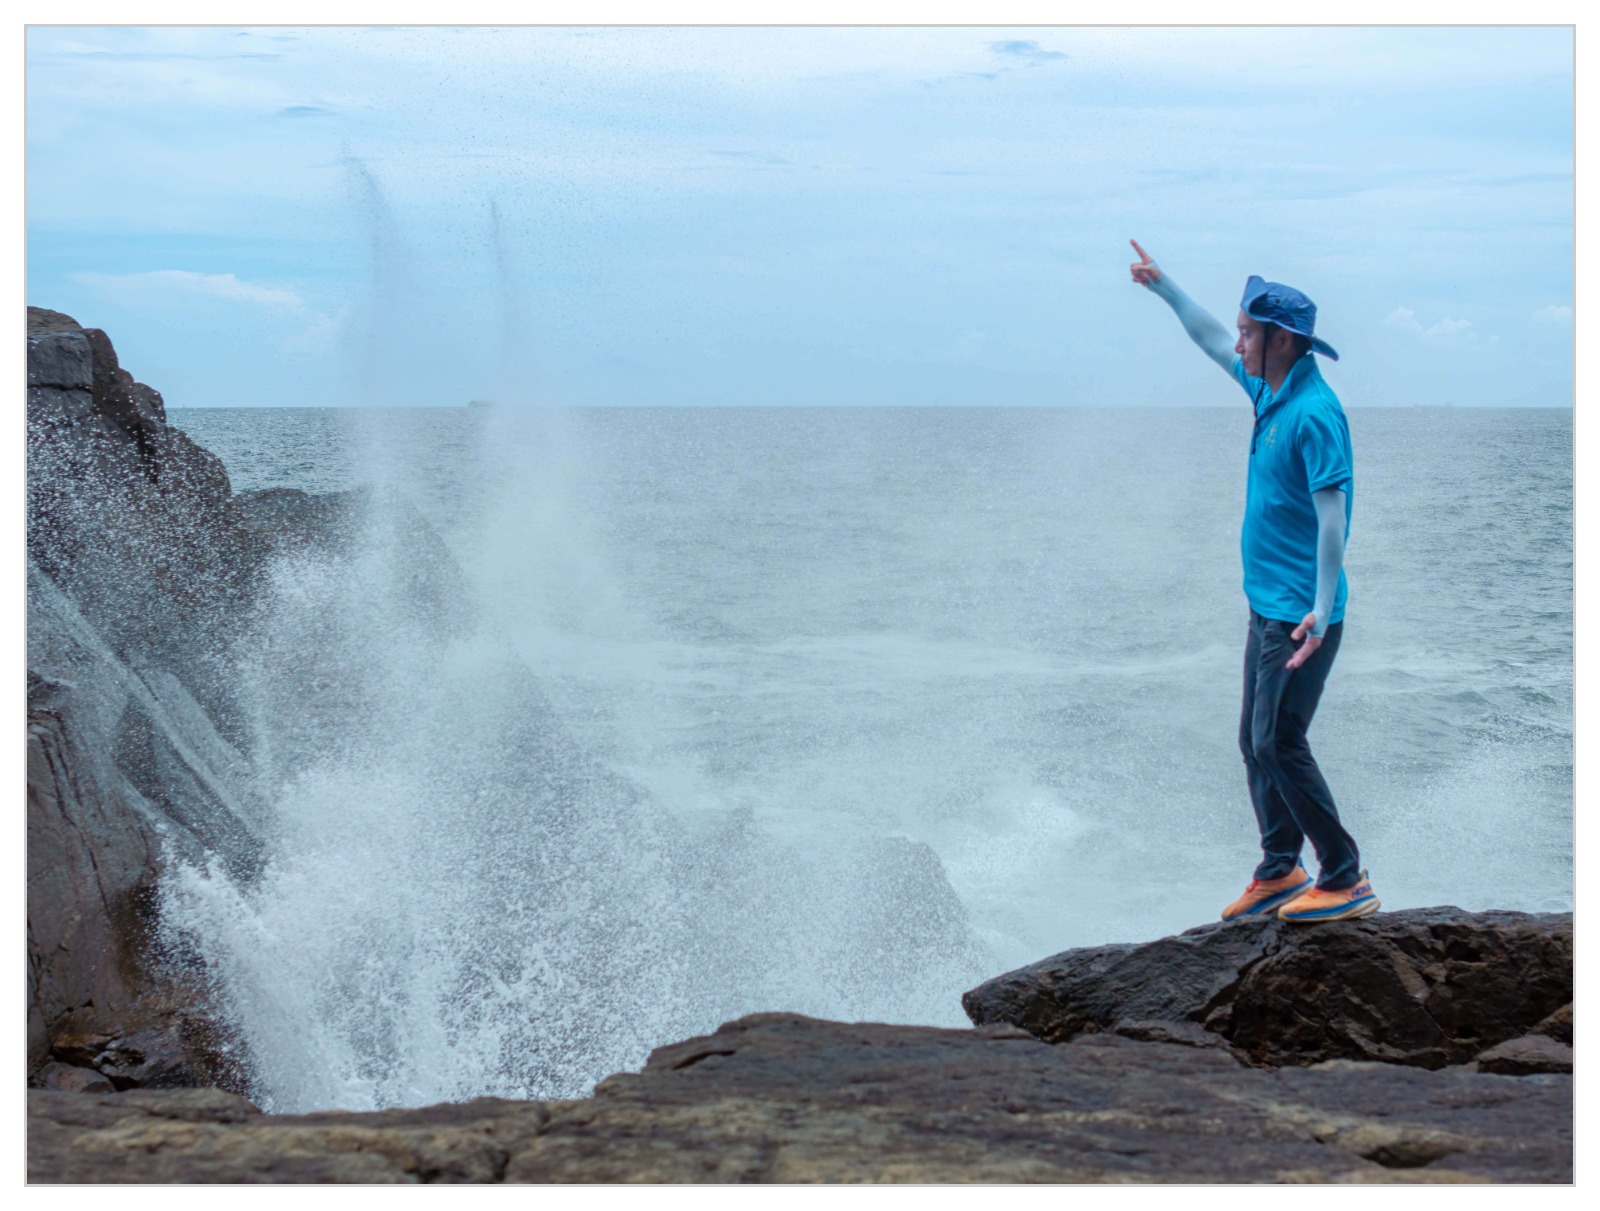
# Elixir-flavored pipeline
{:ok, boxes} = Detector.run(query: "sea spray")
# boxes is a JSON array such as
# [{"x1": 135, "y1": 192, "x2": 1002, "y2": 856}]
[{"x1": 160, "y1": 430, "x2": 988, "y2": 1112}]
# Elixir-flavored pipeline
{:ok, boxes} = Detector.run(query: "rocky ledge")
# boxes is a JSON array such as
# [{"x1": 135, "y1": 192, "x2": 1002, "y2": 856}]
[
  {"x1": 29, "y1": 908, "x2": 1574, "y2": 1184},
  {"x1": 27, "y1": 1013, "x2": 1572, "y2": 1183},
  {"x1": 962, "y1": 907, "x2": 1573, "y2": 1073}
]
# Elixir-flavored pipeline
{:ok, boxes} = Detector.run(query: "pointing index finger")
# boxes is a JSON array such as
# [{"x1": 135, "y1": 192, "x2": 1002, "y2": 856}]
[{"x1": 1130, "y1": 239, "x2": 1153, "y2": 264}]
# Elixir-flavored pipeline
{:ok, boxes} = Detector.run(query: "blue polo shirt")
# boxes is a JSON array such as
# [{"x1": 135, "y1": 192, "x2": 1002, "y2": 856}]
[{"x1": 1230, "y1": 354, "x2": 1353, "y2": 625}]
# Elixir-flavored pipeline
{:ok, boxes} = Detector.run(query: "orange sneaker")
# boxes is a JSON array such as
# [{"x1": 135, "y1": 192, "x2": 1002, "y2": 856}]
[
  {"x1": 1278, "y1": 871, "x2": 1380, "y2": 923},
  {"x1": 1221, "y1": 864, "x2": 1313, "y2": 921}
]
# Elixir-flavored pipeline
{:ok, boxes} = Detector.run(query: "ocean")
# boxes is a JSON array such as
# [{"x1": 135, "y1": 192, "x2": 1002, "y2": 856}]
[{"x1": 166, "y1": 403, "x2": 1574, "y2": 1111}]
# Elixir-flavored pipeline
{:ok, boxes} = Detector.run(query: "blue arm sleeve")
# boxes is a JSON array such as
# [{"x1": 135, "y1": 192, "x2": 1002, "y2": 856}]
[
  {"x1": 1311, "y1": 487, "x2": 1346, "y2": 638},
  {"x1": 1142, "y1": 269, "x2": 1236, "y2": 372}
]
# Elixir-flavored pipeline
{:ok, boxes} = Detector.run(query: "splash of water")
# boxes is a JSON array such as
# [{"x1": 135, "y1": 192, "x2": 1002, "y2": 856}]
[{"x1": 159, "y1": 164, "x2": 987, "y2": 1108}]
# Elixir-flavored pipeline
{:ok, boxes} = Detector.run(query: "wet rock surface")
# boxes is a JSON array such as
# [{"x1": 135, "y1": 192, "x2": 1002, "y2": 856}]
[
  {"x1": 28, "y1": 1014, "x2": 1571, "y2": 1183},
  {"x1": 26, "y1": 307, "x2": 281, "y2": 1092},
  {"x1": 962, "y1": 907, "x2": 1572, "y2": 1070},
  {"x1": 24, "y1": 308, "x2": 527, "y2": 1094}
]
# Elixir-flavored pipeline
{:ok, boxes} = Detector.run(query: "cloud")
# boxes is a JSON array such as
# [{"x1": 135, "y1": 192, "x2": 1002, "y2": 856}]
[
  {"x1": 46, "y1": 49, "x2": 282, "y2": 62},
  {"x1": 1477, "y1": 171, "x2": 1572, "y2": 188},
  {"x1": 1426, "y1": 318, "x2": 1475, "y2": 341},
  {"x1": 1385, "y1": 308, "x2": 1477, "y2": 344},
  {"x1": 280, "y1": 306, "x2": 349, "y2": 358},
  {"x1": 916, "y1": 69, "x2": 1002, "y2": 89},
  {"x1": 708, "y1": 149, "x2": 791, "y2": 167},
  {"x1": 71, "y1": 270, "x2": 304, "y2": 312},
  {"x1": 1530, "y1": 304, "x2": 1573, "y2": 327},
  {"x1": 277, "y1": 104, "x2": 336, "y2": 118},
  {"x1": 918, "y1": 38, "x2": 1067, "y2": 87},
  {"x1": 988, "y1": 40, "x2": 1068, "y2": 64}
]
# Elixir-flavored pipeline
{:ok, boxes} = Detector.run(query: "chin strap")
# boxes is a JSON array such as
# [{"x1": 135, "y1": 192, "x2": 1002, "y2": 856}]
[{"x1": 1253, "y1": 320, "x2": 1278, "y2": 414}]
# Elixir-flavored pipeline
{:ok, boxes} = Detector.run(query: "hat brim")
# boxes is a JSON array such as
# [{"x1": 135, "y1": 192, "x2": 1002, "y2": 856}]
[{"x1": 1247, "y1": 306, "x2": 1340, "y2": 361}]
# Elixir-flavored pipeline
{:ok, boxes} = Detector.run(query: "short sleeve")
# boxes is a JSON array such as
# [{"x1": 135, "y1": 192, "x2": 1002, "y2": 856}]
[{"x1": 1298, "y1": 406, "x2": 1352, "y2": 493}]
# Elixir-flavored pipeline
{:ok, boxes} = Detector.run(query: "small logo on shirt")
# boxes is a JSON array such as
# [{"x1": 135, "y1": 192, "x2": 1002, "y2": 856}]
[{"x1": 1265, "y1": 423, "x2": 1279, "y2": 449}]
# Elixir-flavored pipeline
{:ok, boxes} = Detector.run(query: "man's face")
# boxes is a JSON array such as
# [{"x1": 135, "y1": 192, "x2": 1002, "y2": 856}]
[{"x1": 1235, "y1": 310, "x2": 1266, "y2": 377}]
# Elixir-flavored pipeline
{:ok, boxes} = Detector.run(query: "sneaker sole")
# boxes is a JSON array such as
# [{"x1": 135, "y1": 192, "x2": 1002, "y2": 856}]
[
  {"x1": 1280, "y1": 895, "x2": 1381, "y2": 923},
  {"x1": 1222, "y1": 878, "x2": 1313, "y2": 921}
]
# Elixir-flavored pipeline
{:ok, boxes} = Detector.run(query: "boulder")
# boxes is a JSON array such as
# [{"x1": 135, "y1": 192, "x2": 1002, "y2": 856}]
[
  {"x1": 1475, "y1": 1035, "x2": 1572, "y2": 1077},
  {"x1": 37, "y1": 1064, "x2": 115, "y2": 1095},
  {"x1": 27, "y1": 1014, "x2": 1572, "y2": 1183},
  {"x1": 961, "y1": 908, "x2": 1572, "y2": 1070}
]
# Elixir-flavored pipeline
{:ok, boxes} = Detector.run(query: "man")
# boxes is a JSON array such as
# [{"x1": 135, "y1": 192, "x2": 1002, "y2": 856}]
[{"x1": 1129, "y1": 239, "x2": 1378, "y2": 923}]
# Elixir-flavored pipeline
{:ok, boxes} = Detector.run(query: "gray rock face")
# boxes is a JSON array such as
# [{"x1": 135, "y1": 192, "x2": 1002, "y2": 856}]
[
  {"x1": 27, "y1": 329, "x2": 95, "y2": 390},
  {"x1": 25, "y1": 309, "x2": 477, "y2": 1094},
  {"x1": 26, "y1": 1014, "x2": 1572, "y2": 1183},
  {"x1": 26, "y1": 306, "x2": 274, "y2": 1092},
  {"x1": 961, "y1": 908, "x2": 1573, "y2": 1070},
  {"x1": 22, "y1": 306, "x2": 686, "y2": 1101}
]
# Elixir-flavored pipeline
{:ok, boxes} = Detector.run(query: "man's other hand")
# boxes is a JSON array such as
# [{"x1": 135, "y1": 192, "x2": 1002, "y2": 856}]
[
  {"x1": 1129, "y1": 239, "x2": 1161, "y2": 288},
  {"x1": 1287, "y1": 613, "x2": 1322, "y2": 669}
]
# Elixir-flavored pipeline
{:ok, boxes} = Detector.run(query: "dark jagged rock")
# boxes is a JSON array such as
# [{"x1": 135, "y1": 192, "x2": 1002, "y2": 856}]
[
  {"x1": 1475, "y1": 1034, "x2": 1572, "y2": 1076},
  {"x1": 27, "y1": 548, "x2": 260, "y2": 1093},
  {"x1": 37, "y1": 1063, "x2": 116, "y2": 1095},
  {"x1": 23, "y1": 306, "x2": 671, "y2": 1100},
  {"x1": 25, "y1": 308, "x2": 277, "y2": 1092},
  {"x1": 24, "y1": 310, "x2": 445, "y2": 1093},
  {"x1": 26, "y1": 1014, "x2": 1572, "y2": 1183},
  {"x1": 961, "y1": 908, "x2": 1572, "y2": 1070}
]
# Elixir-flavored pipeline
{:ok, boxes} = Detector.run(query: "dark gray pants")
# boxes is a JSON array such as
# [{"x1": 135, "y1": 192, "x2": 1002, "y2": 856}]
[{"x1": 1239, "y1": 610, "x2": 1360, "y2": 891}]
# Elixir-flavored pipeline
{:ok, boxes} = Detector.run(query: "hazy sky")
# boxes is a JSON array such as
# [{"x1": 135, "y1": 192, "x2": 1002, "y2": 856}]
[{"x1": 26, "y1": 25, "x2": 1574, "y2": 408}]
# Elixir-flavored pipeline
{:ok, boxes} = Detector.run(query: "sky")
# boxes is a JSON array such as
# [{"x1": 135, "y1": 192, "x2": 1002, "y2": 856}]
[{"x1": 24, "y1": 24, "x2": 1575, "y2": 408}]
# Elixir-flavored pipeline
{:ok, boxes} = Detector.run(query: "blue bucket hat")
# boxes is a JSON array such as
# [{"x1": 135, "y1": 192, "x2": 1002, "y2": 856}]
[{"x1": 1241, "y1": 275, "x2": 1339, "y2": 361}]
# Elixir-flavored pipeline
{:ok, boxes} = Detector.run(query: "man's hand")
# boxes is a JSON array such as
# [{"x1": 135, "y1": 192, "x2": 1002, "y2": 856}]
[
  {"x1": 1287, "y1": 613, "x2": 1322, "y2": 670},
  {"x1": 1129, "y1": 239, "x2": 1162, "y2": 288}
]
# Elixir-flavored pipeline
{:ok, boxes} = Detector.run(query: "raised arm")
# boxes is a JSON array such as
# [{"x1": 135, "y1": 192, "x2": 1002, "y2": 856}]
[{"x1": 1128, "y1": 240, "x2": 1236, "y2": 372}]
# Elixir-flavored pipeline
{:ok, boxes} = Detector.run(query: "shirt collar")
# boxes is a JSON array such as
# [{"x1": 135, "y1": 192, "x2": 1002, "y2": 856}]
[
  {"x1": 1255, "y1": 354, "x2": 1319, "y2": 417},
  {"x1": 1276, "y1": 354, "x2": 1320, "y2": 400}
]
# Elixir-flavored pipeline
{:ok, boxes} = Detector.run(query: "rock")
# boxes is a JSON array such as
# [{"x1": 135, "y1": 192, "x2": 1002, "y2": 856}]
[
  {"x1": 962, "y1": 907, "x2": 1572, "y2": 1070},
  {"x1": 38, "y1": 1063, "x2": 115, "y2": 1094},
  {"x1": 1110, "y1": 1018, "x2": 1231, "y2": 1049},
  {"x1": 1475, "y1": 1035, "x2": 1573, "y2": 1077},
  {"x1": 27, "y1": 554, "x2": 268, "y2": 1088},
  {"x1": 88, "y1": 1029, "x2": 212, "y2": 1090},
  {"x1": 26, "y1": 1014, "x2": 1572, "y2": 1183},
  {"x1": 27, "y1": 330, "x2": 95, "y2": 390},
  {"x1": 1530, "y1": 1003, "x2": 1572, "y2": 1045},
  {"x1": 23, "y1": 306, "x2": 646, "y2": 1099},
  {"x1": 26, "y1": 308, "x2": 272, "y2": 1091}
]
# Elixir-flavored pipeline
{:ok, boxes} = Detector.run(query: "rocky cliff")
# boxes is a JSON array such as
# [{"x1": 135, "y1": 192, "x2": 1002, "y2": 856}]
[
  {"x1": 26, "y1": 309, "x2": 415, "y2": 1090},
  {"x1": 28, "y1": 307, "x2": 269, "y2": 1091}
]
